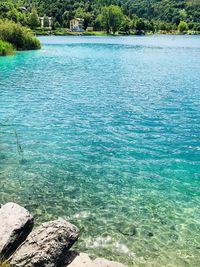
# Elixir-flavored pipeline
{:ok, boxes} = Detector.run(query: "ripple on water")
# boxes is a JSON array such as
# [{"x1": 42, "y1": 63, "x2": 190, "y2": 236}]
[{"x1": 0, "y1": 36, "x2": 200, "y2": 266}]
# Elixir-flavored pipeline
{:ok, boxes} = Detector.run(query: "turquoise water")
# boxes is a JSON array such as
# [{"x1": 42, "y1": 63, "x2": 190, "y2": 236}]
[{"x1": 0, "y1": 35, "x2": 200, "y2": 266}]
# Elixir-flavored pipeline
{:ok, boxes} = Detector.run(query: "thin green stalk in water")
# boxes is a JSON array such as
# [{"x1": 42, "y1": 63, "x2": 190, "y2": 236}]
[
  {"x1": 14, "y1": 130, "x2": 26, "y2": 164},
  {"x1": 14, "y1": 130, "x2": 23, "y2": 154},
  {"x1": 0, "y1": 121, "x2": 26, "y2": 163}
]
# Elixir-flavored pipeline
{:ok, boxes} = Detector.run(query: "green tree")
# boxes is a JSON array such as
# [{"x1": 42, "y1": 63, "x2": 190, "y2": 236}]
[
  {"x1": 62, "y1": 10, "x2": 70, "y2": 27},
  {"x1": 18, "y1": 12, "x2": 28, "y2": 26},
  {"x1": 120, "y1": 16, "x2": 131, "y2": 34},
  {"x1": 100, "y1": 5, "x2": 123, "y2": 34},
  {"x1": 144, "y1": 20, "x2": 154, "y2": 32},
  {"x1": 83, "y1": 12, "x2": 93, "y2": 30},
  {"x1": 135, "y1": 18, "x2": 145, "y2": 34},
  {"x1": 6, "y1": 9, "x2": 19, "y2": 23},
  {"x1": 75, "y1": 7, "x2": 85, "y2": 18},
  {"x1": 100, "y1": 7, "x2": 110, "y2": 33},
  {"x1": 178, "y1": 21, "x2": 188, "y2": 32},
  {"x1": 43, "y1": 14, "x2": 49, "y2": 28},
  {"x1": 54, "y1": 21, "x2": 60, "y2": 29},
  {"x1": 109, "y1": 5, "x2": 123, "y2": 34},
  {"x1": 0, "y1": 0, "x2": 199, "y2": 35},
  {"x1": 94, "y1": 14, "x2": 103, "y2": 31},
  {"x1": 179, "y1": 9, "x2": 187, "y2": 20},
  {"x1": 29, "y1": 8, "x2": 40, "y2": 29}
]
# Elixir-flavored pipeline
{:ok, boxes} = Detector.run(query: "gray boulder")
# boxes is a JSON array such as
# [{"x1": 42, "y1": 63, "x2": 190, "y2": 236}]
[
  {"x1": 0, "y1": 202, "x2": 34, "y2": 259},
  {"x1": 10, "y1": 218, "x2": 79, "y2": 267}
]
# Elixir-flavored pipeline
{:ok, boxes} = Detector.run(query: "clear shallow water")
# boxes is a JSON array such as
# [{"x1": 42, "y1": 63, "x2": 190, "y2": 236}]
[{"x1": 0, "y1": 35, "x2": 200, "y2": 266}]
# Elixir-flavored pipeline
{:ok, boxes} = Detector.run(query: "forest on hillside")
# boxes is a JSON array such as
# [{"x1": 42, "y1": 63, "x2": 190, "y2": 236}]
[{"x1": 0, "y1": 0, "x2": 200, "y2": 33}]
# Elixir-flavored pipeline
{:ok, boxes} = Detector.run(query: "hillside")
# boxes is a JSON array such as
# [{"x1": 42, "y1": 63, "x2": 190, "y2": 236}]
[{"x1": 0, "y1": 0, "x2": 200, "y2": 32}]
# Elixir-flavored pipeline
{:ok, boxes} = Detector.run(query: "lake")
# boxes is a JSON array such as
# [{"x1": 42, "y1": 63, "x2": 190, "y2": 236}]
[{"x1": 0, "y1": 35, "x2": 200, "y2": 266}]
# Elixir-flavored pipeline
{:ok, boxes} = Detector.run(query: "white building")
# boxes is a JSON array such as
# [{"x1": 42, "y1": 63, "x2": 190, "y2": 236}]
[
  {"x1": 39, "y1": 16, "x2": 52, "y2": 29},
  {"x1": 70, "y1": 18, "x2": 84, "y2": 32}
]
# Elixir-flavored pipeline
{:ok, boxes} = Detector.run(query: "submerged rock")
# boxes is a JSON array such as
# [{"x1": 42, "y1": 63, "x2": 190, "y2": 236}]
[
  {"x1": 93, "y1": 257, "x2": 126, "y2": 267},
  {"x1": 0, "y1": 202, "x2": 34, "y2": 259},
  {"x1": 64, "y1": 251, "x2": 127, "y2": 267},
  {"x1": 10, "y1": 218, "x2": 79, "y2": 267},
  {"x1": 66, "y1": 252, "x2": 93, "y2": 267},
  {"x1": 65, "y1": 252, "x2": 127, "y2": 267}
]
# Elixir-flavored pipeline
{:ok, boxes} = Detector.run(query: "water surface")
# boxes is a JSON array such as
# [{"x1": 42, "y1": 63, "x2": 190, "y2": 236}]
[{"x1": 0, "y1": 35, "x2": 200, "y2": 266}]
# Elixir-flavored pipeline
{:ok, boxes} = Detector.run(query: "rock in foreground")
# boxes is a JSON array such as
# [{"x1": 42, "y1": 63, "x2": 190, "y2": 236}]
[
  {"x1": 66, "y1": 252, "x2": 127, "y2": 267},
  {"x1": 0, "y1": 202, "x2": 34, "y2": 259},
  {"x1": 10, "y1": 219, "x2": 79, "y2": 267},
  {"x1": 0, "y1": 202, "x2": 126, "y2": 267},
  {"x1": 93, "y1": 257, "x2": 126, "y2": 267},
  {"x1": 66, "y1": 252, "x2": 93, "y2": 267}
]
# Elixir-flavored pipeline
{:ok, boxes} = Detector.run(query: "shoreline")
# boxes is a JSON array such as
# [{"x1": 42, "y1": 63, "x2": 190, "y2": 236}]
[{"x1": 34, "y1": 30, "x2": 200, "y2": 37}]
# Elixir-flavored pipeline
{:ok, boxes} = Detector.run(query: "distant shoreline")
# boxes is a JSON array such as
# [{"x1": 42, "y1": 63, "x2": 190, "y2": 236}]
[{"x1": 34, "y1": 30, "x2": 200, "y2": 37}]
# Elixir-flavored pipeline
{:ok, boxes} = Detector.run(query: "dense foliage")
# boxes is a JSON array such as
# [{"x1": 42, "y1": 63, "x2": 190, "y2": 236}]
[
  {"x1": 0, "y1": 19, "x2": 41, "y2": 50},
  {"x1": 0, "y1": 39, "x2": 15, "y2": 55},
  {"x1": 0, "y1": 0, "x2": 199, "y2": 33}
]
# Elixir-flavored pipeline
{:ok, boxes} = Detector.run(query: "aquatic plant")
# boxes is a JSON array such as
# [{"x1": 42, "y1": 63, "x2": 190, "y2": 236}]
[
  {"x1": 14, "y1": 130, "x2": 25, "y2": 164},
  {"x1": 0, "y1": 122, "x2": 24, "y2": 163},
  {"x1": 14, "y1": 130, "x2": 23, "y2": 155}
]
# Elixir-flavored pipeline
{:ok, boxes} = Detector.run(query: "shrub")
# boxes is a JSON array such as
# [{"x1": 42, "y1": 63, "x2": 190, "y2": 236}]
[
  {"x1": 135, "y1": 18, "x2": 145, "y2": 34},
  {"x1": 178, "y1": 21, "x2": 188, "y2": 33},
  {"x1": 0, "y1": 39, "x2": 15, "y2": 56},
  {"x1": 0, "y1": 19, "x2": 41, "y2": 50}
]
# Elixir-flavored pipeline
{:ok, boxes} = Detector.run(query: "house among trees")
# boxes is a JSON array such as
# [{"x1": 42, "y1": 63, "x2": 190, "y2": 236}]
[
  {"x1": 39, "y1": 16, "x2": 52, "y2": 29},
  {"x1": 70, "y1": 18, "x2": 84, "y2": 32}
]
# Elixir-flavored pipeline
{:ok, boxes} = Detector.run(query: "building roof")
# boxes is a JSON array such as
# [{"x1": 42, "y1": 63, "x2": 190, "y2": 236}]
[{"x1": 70, "y1": 18, "x2": 84, "y2": 22}]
